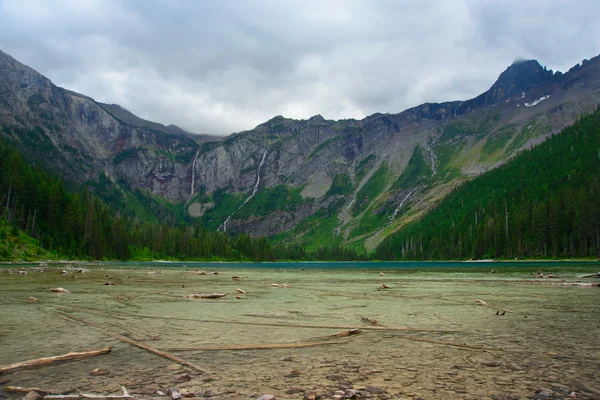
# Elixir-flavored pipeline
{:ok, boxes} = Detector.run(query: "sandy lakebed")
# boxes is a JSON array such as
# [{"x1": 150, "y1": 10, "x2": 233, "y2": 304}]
[{"x1": 1, "y1": 261, "x2": 599, "y2": 400}]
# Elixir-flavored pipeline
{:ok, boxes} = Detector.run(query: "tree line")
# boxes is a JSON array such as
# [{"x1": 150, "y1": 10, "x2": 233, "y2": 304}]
[{"x1": 0, "y1": 139, "x2": 363, "y2": 261}]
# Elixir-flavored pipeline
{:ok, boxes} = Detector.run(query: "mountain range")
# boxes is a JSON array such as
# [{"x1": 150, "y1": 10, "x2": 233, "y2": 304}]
[{"x1": 1, "y1": 49, "x2": 599, "y2": 253}]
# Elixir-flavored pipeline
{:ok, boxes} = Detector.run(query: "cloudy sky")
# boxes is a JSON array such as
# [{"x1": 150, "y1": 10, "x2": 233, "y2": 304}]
[{"x1": 1, "y1": 0, "x2": 598, "y2": 135}]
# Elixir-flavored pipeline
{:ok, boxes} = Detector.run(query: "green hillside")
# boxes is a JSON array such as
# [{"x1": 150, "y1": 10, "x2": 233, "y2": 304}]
[{"x1": 377, "y1": 106, "x2": 600, "y2": 260}]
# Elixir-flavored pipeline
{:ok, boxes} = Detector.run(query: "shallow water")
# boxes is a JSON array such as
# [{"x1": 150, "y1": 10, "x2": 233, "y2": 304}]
[{"x1": 1, "y1": 262, "x2": 600, "y2": 399}]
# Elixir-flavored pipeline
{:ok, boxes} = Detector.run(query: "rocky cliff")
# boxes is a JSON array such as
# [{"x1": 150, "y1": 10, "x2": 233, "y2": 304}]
[{"x1": 1, "y1": 49, "x2": 599, "y2": 252}]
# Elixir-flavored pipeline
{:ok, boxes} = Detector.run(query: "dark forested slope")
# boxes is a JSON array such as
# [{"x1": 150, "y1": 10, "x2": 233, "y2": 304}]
[{"x1": 376, "y1": 107, "x2": 600, "y2": 260}]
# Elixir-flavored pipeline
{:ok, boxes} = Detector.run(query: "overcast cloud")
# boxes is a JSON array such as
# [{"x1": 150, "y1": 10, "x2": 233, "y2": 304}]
[{"x1": 1, "y1": 0, "x2": 598, "y2": 135}]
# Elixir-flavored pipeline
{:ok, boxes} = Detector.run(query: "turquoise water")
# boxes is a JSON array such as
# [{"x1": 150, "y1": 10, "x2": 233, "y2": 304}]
[{"x1": 1, "y1": 261, "x2": 599, "y2": 399}]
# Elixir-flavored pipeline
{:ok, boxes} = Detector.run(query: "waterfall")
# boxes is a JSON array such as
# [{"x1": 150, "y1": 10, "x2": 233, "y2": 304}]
[
  {"x1": 185, "y1": 150, "x2": 200, "y2": 207},
  {"x1": 426, "y1": 121, "x2": 448, "y2": 176},
  {"x1": 219, "y1": 149, "x2": 268, "y2": 232},
  {"x1": 190, "y1": 150, "x2": 200, "y2": 196},
  {"x1": 389, "y1": 187, "x2": 418, "y2": 223}
]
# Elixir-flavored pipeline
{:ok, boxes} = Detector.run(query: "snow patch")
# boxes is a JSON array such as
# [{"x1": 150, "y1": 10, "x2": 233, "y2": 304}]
[{"x1": 525, "y1": 95, "x2": 550, "y2": 107}]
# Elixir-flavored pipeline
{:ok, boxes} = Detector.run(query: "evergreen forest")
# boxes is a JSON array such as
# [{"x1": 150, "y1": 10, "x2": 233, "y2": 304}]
[{"x1": 377, "y1": 107, "x2": 600, "y2": 260}]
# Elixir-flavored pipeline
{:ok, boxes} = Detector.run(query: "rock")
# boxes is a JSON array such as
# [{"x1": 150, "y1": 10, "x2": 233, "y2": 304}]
[
  {"x1": 23, "y1": 392, "x2": 42, "y2": 400},
  {"x1": 344, "y1": 389, "x2": 357, "y2": 399},
  {"x1": 103, "y1": 281, "x2": 115, "y2": 285},
  {"x1": 167, "y1": 388, "x2": 182, "y2": 400},
  {"x1": 179, "y1": 389, "x2": 194, "y2": 398},
  {"x1": 90, "y1": 368, "x2": 110, "y2": 376},
  {"x1": 155, "y1": 391, "x2": 166, "y2": 396},
  {"x1": 304, "y1": 392, "x2": 318, "y2": 400},
  {"x1": 533, "y1": 389, "x2": 552, "y2": 400},
  {"x1": 172, "y1": 373, "x2": 192, "y2": 383},
  {"x1": 201, "y1": 389, "x2": 214, "y2": 397},
  {"x1": 256, "y1": 395, "x2": 276, "y2": 400},
  {"x1": 286, "y1": 388, "x2": 304, "y2": 395}
]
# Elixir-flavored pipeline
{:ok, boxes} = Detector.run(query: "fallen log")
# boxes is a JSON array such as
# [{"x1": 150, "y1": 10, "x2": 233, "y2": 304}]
[
  {"x1": 59, "y1": 305, "x2": 460, "y2": 333},
  {"x1": 44, "y1": 386, "x2": 133, "y2": 400},
  {"x1": 0, "y1": 348, "x2": 111, "y2": 375},
  {"x1": 49, "y1": 288, "x2": 70, "y2": 293},
  {"x1": 5, "y1": 386, "x2": 59, "y2": 395},
  {"x1": 163, "y1": 341, "x2": 345, "y2": 351},
  {"x1": 185, "y1": 293, "x2": 226, "y2": 299},
  {"x1": 577, "y1": 272, "x2": 600, "y2": 278},
  {"x1": 236, "y1": 288, "x2": 246, "y2": 294},
  {"x1": 330, "y1": 328, "x2": 362, "y2": 338},
  {"x1": 553, "y1": 282, "x2": 600, "y2": 287},
  {"x1": 404, "y1": 336, "x2": 501, "y2": 351},
  {"x1": 56, "y1": 312, "x2": 210, "y2": 375},
  {"x1": 361, "y1": 317, "x2": 378, "y2": 325}
]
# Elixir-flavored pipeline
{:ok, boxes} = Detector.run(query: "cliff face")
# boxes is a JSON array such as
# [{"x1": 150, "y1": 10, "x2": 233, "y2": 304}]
[{"x1": 2, "y1": 49, "x2": 600, "y2": 250}]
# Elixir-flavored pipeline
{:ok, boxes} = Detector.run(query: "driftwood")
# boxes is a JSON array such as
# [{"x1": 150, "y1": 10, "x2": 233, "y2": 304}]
[
  {"x1": 404, "y1": 336, "x2": 501, "y2": 351},
  {"x1": 475, "y1": 299, "x2": 489, "y2": 307},
  {"x1": 271, "y1": 283, "x2": 291, "y2": 288},
  {"x1": 330, "y1": 328, "x2": 362, "y2": 338},
  {"x1": 57, "y1": 313, "x2": 211, "y2": 375},
  {"x1": 163, "y1": 341, "x2": 344, "y2": 351},
  {"x1": 60, "y1": 305, "x2": 460, "y2": 333},
  {"x1": 361, "y1": 317, "x2": 378, "y2": 325},
  {"x1": 49, "y1": 288, "x2": 70, "y2": 293},
  {"x1": 553, "y1": 282, "x2": 600, "y2": 287},
  {"x1": 577, "y1": 272, "x2": 600, "y2": 278},
  {"x1": 0, "y1": 348, "x2": 111, "y2": 375},
  {"x1": 44, "y1": 386, "x2": 133, "y2": 400},
  {"x1": 6, "y1": 386, "x2": 59, "y2": 395},
  {"x1": 185, "y1": 293, "x2": 226, "y2": 299},
  {"x1": 236, "y1": 288, "x2": 246, "y2": 294}
]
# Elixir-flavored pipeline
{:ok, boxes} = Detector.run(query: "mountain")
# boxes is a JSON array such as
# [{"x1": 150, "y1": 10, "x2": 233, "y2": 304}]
[
  {"x1": 376, "y1": 106, "x2": 600, "y2": 260},
  {"x1": 1, "y1": 49, "x2": 600, "y2": 253}
]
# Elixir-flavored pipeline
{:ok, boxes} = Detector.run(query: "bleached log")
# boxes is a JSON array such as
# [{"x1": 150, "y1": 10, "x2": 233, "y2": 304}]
[
  {"x1": 185, "y1": 293, "x2": 226, "y2": 299},
  {"x1": 0, "y1": 348, "x2": 111, "y2": 375}
]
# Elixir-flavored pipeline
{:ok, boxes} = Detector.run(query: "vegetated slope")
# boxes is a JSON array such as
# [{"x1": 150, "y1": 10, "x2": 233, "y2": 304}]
[
  {"x1": 2, "y1": 48, "x2": 600, "y2": 252},
  {"x1": 0, "y1": 140, "x2": 277, "y2": 261},
  {"x1": 376, "y1": 107, "x2": 600, "y2": 260}
]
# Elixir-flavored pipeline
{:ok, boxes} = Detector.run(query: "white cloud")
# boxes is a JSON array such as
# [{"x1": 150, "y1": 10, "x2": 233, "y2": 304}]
[{"x1": 1, "y1": 0, "x2": 599, "y2": 135}]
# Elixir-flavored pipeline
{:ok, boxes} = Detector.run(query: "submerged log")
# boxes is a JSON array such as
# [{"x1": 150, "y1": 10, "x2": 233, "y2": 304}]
[
  {"x1": 44, "y1": 386, "x2": 133, "y2": 400},
  {"x1": 330, "y1": 328, "x2": 362, "y2": 338},
  {"x1": 185, "y1": 293, "x2": 226, "y2": 299},
  {"x1": 49, "y1": 288, "x2": 70, "y2": 293},
  {"x1": 475, "y1": 299, "x2": 489, "y2": 307},
  {"x1": 577, "y1": 272, "x2": 600, "y2": 278},
  {"x1": 236, "y1": 288, "x2": 246, "y2": 294},
  {"x1": 57, "y1": 313, "x2": 210, "y2": 375},
  {"x1": 0, "y1": 348, "x2": 111, "y2": 375},
  {"x1": 164, "y1": 340, "x2": 345, "y2": 351},
  {"x1": 553, "y1": 282, "x2": 600, "y2": 287},
  {"x1": 271, "y1": 283, "x2": 291, "y2": 288}
]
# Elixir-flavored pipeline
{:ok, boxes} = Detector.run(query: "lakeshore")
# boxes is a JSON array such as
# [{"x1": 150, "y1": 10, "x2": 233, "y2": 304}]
[{"x1": 1, "y1": 262, "x2": 599, "y2": 399}]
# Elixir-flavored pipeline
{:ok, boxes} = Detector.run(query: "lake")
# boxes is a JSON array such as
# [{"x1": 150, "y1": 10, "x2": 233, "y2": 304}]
[{"x1": 1, "y1": 261, "x2": 599, "y2": 399}]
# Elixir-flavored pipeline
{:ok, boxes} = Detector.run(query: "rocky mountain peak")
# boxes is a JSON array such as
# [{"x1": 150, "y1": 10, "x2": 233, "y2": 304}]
[{"x1": 486, "y1": 59, "x2": 555, "y2": 103}]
